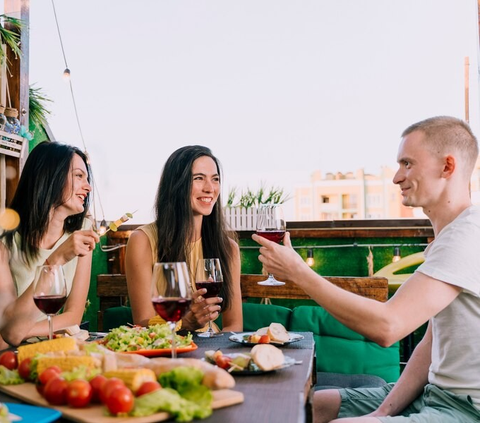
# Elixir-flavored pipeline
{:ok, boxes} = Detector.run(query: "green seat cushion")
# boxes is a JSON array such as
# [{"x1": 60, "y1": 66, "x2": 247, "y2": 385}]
[
  {"x1": 242, "y1": 303, "x2": 292, "y2": 332},
  {"x1": 103, "y1": 306, "x2": 133, "y2": 331},
  {"x1": 290, "y1": 306, "x2": 400, "y2": 382}
]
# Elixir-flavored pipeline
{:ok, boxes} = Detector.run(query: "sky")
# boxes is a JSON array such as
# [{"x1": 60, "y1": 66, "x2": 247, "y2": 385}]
[{"x1": 4, "y1": 0, "x2": 480, "y2": 222}]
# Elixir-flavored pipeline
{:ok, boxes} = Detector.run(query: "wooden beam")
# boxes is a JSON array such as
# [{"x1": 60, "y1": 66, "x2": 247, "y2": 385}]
[{"x1": 4, "y1": 0, "x2": 30, "y2": 205}]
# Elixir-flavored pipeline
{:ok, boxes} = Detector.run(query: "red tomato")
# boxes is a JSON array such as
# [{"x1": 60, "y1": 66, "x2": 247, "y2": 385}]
[
  {"x1": 67, "y1": 379, "x2": 93, "y2": 408},
  {"x1": 106, "y1": 386, "x2": 134, "y2": 415},
  {"x1": 100, "y1": 377, "x2": 125, "y2": 404},
  {"x1": 18, "y1": 358, "x2": 33, "y2": 381},
  {"x1": 38, "y1": 366, "x2": 62, "y2": 385},
  {"x1": 89, "y1": 374, "x2": 107, "y2": 403},
  {"x1": 44, "y1": 377, "x2": 69, "y2": 405},
  {"x1": 35, "y1": 380, "x2": 45, "y2": 396},
  {"x1": 259, "y1": 335, "x2": 271, "y2": 344},
  {"x1": 0, "y1": 351, "x2": 18, "y2": 370},
  {"x1": 215, "y1": 354, "x2": 232, "y2": 370},
  {"x1": 136, "y1": 381, "x2": 161, "y2": 397}
]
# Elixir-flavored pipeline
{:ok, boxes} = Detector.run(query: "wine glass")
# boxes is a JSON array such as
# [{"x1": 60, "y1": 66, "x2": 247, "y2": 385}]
[
  {"x1": 195, "y1": 258, "x2": 224, "y2": 338},
  {"x1": 151, "y1": 262, "x2": 192, "y2": 358},
  {"x1": 256, "y1": 203, "x2": 286, "y2": 286},
  {"x1": 33, "y1": 264, "x2": 68, "y2": 340}
]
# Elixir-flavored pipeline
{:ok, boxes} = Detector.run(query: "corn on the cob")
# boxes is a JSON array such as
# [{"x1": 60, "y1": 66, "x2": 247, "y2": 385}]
[
  {"x1": 17, "y1": 337, "x2": 78, "y2": 363},
  {"x1": 103, "y1": 368, "x2": 157, "y2": 393},
  {"x1": 36, "y1": 356, "x2": 99, "y2": 374}
]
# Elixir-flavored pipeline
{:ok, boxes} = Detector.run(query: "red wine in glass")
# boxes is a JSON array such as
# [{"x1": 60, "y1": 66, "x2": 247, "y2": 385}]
[
  {"x1": 256, "y1": 204, "x2": 286, "y2": 286},
  {"x1": 33, "y1": 295, "x2": 67, "y2": 315},
  {"x1": 195, "y1": 281, "x2": 223, "y2": 298},
  {"x1": 256, "y1": 230, "x2": 286, "y2": 244},
  {"x1": 151, "y1": 262, "x2": 192, "y2": 358},
  {"x1": 152, "y1": 297, "x2": 192, "y2": 322},
  {"x1": 33, "y1": 264, "x2": 68, "y2": 340}
]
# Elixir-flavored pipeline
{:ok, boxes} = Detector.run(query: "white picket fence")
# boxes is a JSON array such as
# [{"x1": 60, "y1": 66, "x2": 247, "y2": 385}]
[{"x1": 224, "y1": 207, "x2": 258, "y2": 230}]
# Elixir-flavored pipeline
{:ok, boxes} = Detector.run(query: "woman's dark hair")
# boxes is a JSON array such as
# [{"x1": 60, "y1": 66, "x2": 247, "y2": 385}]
[
  {"x1": 154, "y1": 145, "x2": 237, "y2": 310},
  {"x1": 6, "y1": 141, "x2": 91, "y2": 263}
]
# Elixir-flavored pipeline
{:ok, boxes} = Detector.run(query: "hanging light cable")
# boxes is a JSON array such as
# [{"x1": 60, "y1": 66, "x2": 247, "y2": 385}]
[{"x1": 51, "y1": 0, "x2": 106, "y2": 227}]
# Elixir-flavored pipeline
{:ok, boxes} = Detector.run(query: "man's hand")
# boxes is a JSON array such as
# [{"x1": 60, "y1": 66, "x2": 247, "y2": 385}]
[{"x1": 252, "y1": 232, "x2": 306, "y2": 282}]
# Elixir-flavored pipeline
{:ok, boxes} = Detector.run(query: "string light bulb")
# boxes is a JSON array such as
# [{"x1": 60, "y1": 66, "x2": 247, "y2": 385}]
[
  {"x1": 392, "y1": 246, "x2": 401, "y2": 263},
  {"x1": 306, "y1": 249, "x2": 315, "y2": 267},
  {"x1": 98, "y1": 219, "x2": 108, "y2": 236},
  {"x1": 63, "y1": 67, "x2": 71, "y2": 81}
]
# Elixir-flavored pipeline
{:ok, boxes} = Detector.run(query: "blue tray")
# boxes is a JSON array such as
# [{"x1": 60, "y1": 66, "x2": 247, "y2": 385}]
[{"x1": 5, "y1": 403, "x2": 61, "y2": 423}]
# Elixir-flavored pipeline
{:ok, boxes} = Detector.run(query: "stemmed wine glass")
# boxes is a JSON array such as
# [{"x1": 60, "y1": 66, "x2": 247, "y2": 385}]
[
  {"x1": 33, "y1": 264, "x2": 68, "y2": 340},
  {"x1": 195, "y1": 258, "x2": 224, "y2": 338},
  {"x1": 151, "y1": 262, "x2": 192, "y2": 358},
  {"x1": 256, "y1": 203, "x2": 286, "y2": 286}
]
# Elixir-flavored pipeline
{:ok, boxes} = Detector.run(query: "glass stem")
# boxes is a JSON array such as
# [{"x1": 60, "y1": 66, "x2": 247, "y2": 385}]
[
  {"x1": 47, "y1": 315, "x2": 53, "y2": 340},
  {"x1": 170, "y1": 322, "x2": 177, "y2": 359}
]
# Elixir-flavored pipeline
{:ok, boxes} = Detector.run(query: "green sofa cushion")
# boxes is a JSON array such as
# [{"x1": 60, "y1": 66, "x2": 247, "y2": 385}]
[
  {"x1": 290, "y1": 306, "x2": 400, "y2": 382},
  {"x1": 242, "y1": 303, "x2": 292, "y2": 332}
]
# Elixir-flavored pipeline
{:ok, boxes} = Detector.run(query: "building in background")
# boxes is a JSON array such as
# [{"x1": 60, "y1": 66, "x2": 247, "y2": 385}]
[{"x1": 294, "y1": 167, "x2": 415, "y2": 221}]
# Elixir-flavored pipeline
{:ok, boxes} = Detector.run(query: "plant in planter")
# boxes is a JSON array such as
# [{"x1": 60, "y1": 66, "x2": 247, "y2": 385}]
[
  {"x1": 224, "y1": 185, "x2": 290, "y2": 230},
  {"x1": 0, "y1": 14, "x2": 22, "y2": 66}
]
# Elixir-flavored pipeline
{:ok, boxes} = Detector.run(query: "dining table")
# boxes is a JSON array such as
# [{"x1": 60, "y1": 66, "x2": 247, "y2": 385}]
[{"x1": 0, "y1": 331, "x2": 316, "y2": 423}]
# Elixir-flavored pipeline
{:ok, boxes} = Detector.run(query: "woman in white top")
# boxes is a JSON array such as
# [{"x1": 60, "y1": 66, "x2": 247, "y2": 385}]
[{"x1": 0, "y1": 141, "x2": 99, "y2": 347}]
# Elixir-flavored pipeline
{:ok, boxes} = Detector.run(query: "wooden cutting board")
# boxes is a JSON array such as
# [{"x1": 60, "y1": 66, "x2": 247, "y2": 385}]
[{"x1": 0, "y1": 383, "x2": 244, "y2": 422}]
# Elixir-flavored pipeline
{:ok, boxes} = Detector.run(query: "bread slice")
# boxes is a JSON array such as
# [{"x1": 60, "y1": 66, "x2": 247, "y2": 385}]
[
  {"x1": 251, "y1": 344, "x2": 285, "y2": 371},
  {"x1": 254, "y1": 327, "x2": 268, "y2": 336},
  {"x1": 267, "y1": 322, "x2": 290, "y2": 343}
]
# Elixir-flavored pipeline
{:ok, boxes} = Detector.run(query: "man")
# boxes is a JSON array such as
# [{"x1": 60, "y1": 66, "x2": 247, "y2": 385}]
[{"x1": 253, "y1": 116, "x2": 480, "y2": 422}]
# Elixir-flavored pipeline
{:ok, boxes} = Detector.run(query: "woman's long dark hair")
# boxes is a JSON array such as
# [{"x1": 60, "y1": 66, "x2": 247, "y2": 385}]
[
  {"x1": 6, "y1": 141, "x2": 91, "y2": 264},
  {"x1": 154, "y1": 145, "x2": 237, "y2": 310}
]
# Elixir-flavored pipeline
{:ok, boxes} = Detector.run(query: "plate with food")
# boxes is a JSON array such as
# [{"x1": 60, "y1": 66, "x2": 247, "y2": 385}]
[
  {"x1": 120, "y1": 343, "x2": 198, "y2": 357},
  {"x1": 2, "y1": 403, "x2": 61, "y2": 423},
  {"x1": 99, "y1": 324, "x2": 196, "y2": 355},
  {"x1": 229, "y1": 323, "x2": 304, "y2": 346},
  {"x1": 205, "y1": 344, "x2": 297, "y2": 375}
]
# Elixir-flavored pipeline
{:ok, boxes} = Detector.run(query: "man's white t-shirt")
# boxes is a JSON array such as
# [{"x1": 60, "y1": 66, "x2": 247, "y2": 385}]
[{"x1": 416, "y1": 205, "x2": 480, "y2": 407}]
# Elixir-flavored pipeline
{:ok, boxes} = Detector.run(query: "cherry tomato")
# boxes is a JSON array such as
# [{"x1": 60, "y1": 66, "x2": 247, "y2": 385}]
[
  {"x1": 259, "y1": 335, "x2": 271, "y2": 344},
  {"x1": 35, "y1": 380, "x2": 45, "y2": 396},
  {"x1": 44, "y1": 377, "x2": 69, "y2": 405},
  {"x1": 100, "y1": 377, "x2": 125, "y2": 404},
  {"x1": 18, "y1": 358, "x2": 33, "y2": 381},
  {"x1": 0, "y1": 351, "x2": 18, "y2": 370},
  {"x1": 136, "y1": 381, "x2": 161, "y2": 397},
  {"x1": 67, "y1": 379, "x2": 93, "y2": 408},
  {"x1": 106, "y1": 386, "x2": 134, "y2": 415},
  {"x1": 89, "y1": 374, "x2": 107, "y2": 403},
  {"x1": 215, "y1": 354, "x2": 232, "y2": 370},
  {"x1": 38, "y1": 366, "x2": 62, "y2": 385}
]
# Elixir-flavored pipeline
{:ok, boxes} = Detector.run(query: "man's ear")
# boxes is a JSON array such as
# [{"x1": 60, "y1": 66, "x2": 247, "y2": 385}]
[{"x1": 443, "y1": 155, "x2": 455, "y2": 177}]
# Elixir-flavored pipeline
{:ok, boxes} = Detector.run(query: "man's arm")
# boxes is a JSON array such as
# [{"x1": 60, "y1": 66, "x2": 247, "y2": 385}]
[
  {"x1": 370, "y1": 323, "x2": 432, "y2": 417},
  {"x1": 253, "y1": 232, "x2": 461, "y2": 346}
]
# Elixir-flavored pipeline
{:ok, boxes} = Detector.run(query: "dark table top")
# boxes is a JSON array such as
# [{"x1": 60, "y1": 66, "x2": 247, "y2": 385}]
[{"x1": 0, "y1": 332, "x2": 316, "y2": 423}]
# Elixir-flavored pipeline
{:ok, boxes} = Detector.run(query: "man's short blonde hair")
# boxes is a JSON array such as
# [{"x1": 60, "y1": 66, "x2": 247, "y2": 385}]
[{"x1": 402, "y1": 116, "x2": 479, "y2": 177}]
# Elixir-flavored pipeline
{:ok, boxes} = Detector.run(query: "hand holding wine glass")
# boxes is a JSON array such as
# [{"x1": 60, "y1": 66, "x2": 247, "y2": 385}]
[
  {"x1": 256, "y1": 204, "x2": 286, "y2": 286},
  {"x1": 151, "y1": 262, "x2": 192, "y2": 358},
  {"x1": 195, "y1": 258, "x2": 224, "y2": 338},
  {"x1": 33, "y1": 264, "x2": 68, "y2": 340}
]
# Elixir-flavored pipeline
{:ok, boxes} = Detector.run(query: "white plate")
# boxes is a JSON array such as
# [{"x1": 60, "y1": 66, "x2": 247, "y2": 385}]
[
  {"x1": 229, "y1": 332, "x2": 304, "y2": 346},
  {"x1": 231, "y1": 355, "x2": 297, "y2": 375}
]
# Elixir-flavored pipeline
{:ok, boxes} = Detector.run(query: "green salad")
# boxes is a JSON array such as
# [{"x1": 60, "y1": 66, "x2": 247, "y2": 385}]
[{"x1": 102, "y1": 324, "x2": 193, "y2": 352}]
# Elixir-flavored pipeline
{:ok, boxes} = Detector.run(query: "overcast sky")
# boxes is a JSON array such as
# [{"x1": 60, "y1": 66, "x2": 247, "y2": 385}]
[{"x1": 5, "y1": 0, "x2": 479, "y2": 222}]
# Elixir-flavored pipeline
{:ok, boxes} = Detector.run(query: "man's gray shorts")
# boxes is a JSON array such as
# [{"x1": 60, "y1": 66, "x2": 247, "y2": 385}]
[{"x1": 339, "y1": 383, "x2": 480, "y2": 422}]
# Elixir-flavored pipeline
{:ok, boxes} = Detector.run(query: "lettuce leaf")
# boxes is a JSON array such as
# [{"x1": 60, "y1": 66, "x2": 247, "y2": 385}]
[
  {"x1": 132, "y1": 367, "x2": 213, "y2": 421},
  {"x1": 131, "y1": 388, "x2": 212, "y2": 421},
  {"x1": 0, "y1": 366, "x2": 24, "y2": 385}
]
